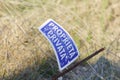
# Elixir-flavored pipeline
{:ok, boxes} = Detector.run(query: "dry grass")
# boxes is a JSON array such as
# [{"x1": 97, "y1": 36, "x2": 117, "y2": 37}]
[{"x1": 0, "y1": 0, "x2": 120, "y2": 80}]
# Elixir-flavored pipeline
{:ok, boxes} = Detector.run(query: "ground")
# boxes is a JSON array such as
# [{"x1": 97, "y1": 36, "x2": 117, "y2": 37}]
[{"x1": 0, "y1": 0, "x2": 120, "y2": 80}]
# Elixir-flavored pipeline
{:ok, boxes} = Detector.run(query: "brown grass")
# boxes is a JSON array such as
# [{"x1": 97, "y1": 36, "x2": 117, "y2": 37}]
[{"x1": 0, "y1": 0, "x2": 120, "y2": 79}]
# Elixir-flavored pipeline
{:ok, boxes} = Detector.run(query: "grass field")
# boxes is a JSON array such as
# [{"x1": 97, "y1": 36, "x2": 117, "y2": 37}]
[{"x1": 0, "y1": 0, "x2": 120, "y2": 80}]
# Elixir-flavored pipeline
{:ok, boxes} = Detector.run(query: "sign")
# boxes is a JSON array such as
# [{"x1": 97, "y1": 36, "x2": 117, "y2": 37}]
[{"x1": 39, "y1": 19, "x2": 79, "y2": 71}]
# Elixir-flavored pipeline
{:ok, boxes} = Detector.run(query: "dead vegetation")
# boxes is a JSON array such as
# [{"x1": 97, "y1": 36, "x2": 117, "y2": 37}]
[{"x1": 0, "y1": 0, "x2": 120, "y2": 80}]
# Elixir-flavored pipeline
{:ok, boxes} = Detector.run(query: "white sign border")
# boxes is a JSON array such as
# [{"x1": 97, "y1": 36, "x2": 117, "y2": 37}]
[{"x1": 38, "y1": 19, "x2": 80, "y2": 71}]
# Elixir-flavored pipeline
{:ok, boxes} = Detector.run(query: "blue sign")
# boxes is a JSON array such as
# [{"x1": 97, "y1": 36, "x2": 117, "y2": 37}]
[{"x1": 39, "y1": 19, "x2": 79, "y2": 71}]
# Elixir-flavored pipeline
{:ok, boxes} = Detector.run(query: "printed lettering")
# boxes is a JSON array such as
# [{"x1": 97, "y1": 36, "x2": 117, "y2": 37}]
[
  {"x1": 52, "y1": 25, "x2": 58, "y2": 31},
  {"x1": 69, "y1": 52, "x2": 76, "y2": 58},
  {"x1": 57, "y1": 45, "x2": 64, "y2": 52},
  {"x1": 60, "y1": 53, "x2": 66, "y2": 60},
  {"x1": 67, "y1": 44, "x2": 74, "y2": 53},
  {"x1": 49, "y1": 22, "x2": 54, "y2": 27},
  {"x1": 56, "y1": 29, "x2": 63, "y2": 36}
]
